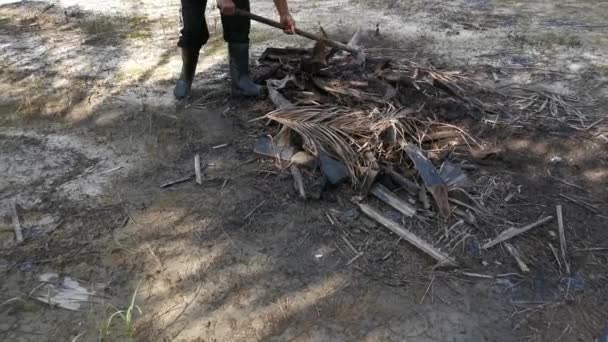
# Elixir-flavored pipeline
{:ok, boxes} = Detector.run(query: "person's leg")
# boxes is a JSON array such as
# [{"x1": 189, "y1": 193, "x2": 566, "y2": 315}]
[
  {"x1": 175, "y1": 0, "x2": 209, "y2": 99},
  {"x1": 220, "y1": 0, "x2": 250, "y2": 44},
  {"x1": 221, "y1": 0, "x2": 262, "y2": 97}
]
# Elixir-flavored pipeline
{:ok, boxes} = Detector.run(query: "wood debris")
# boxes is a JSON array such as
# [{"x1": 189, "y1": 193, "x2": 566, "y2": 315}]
[
  {"x1": 556, "y1": 205, "x2": 570, "y2": 274},
  {"x1": 250, "y1": 39, "x2": 578, "y2": 272},
  {"x1": 504, "y1": 242, "x2": 529, "y2": 273},
  {"x1": 370, "y1": 184, "x2": 416, "y2": 217},
  {"x1": 11, "y1": 201, "x2": 23, "y2": 243},
  {"x1": 482, "y1": 216, "x2": 554, "y2": 249},
  {"x1": 160, "y1": 173, "x2": 195, "y2": 188},
  {"x1": 405, "y1": 145, "x2": 450, "y2": 218},
  {"x1": 384, "y1": 167, "x2": 420, "y2": 195},
  {"x1": 194, "y1": 154, "x2": 203, "y2": 185},
  {"x1": 290, "y1": 165, "x2": 306, "y2": 199},
  {"x1": 358, "y1": 203, "x2": 457, "y2": 267}
]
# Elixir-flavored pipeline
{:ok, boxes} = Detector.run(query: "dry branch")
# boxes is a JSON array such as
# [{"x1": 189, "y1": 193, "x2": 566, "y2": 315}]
[
  {"x1": 504, "y1": 242, "x2": 529, "y2": 273},
  {"x1": 160, "y1": 173, "x2": 195, "y2": 188},
  {"x1": 358, "y1": 203, "x2": 457, "y2": 266},
  {"x1": 482, "y1": 216, "x2": 554, "y2": 249},
  {"x1": 556, "y1": 205, "x2": 570, "y2": 274},
  {"x1": 384, "y1": 167, "x2": 420, "y2": 195},
  {"x1": 370, "y1": 184, "x2": 416, "y2": 217}
]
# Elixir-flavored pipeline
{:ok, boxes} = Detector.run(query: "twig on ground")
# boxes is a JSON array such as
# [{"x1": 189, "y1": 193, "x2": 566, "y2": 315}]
[
  {"x1": 212, "y1": 143, "x2": 229, "y2": 149},
  {"x1": 242, "y1": 200, "x2": 266, "y2": 222},
  {"x1": 160, "y1": 173, "x2": 195, "y2": 188},
  {"x1": 419, "y1": 276, "x2": 435, "y2": 304},
  {"x1": 99, "y1": 166, "x2": 123, "y2": 175},
  {"x1": 548, "y1": 243, "x2": 562, "y2": 272},
  {"x1": 11, "y1": 201, "x2": 23, "y2": 243},
  {"x1": 194, "y1": 154, "x2": 202, "y2": 185},
  {"x1": 482, "y1": 216, "x2": 554, "y2": 249},
  {"x1": 556, "y1": 205, "x2": 570, "y2": 274},
  {"x1": 358, "y1": 203, "x2": 457, "y2": 266},
  {"x1": 559, "y1": 194, "x2": 598, "y2": 213},
  {"x1": 504, "y1": 243, "x2": 529, "y2": 273},
  {"x1": 460, "y1": 272, "x2": 494, "y2": 279},
  {"x1": 370, "y1": 184, "x2": 416, "y2": 217}
]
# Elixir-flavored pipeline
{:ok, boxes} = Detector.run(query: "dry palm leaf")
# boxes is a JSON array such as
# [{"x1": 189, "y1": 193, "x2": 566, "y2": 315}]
[{"x1": 264, "y1": 105, "x2": 421, "y2": 186}]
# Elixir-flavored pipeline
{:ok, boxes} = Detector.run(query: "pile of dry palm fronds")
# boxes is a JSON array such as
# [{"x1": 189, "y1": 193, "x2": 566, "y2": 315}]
[
  {"x1": 255, "y1": 39, "x2": 488, "y2": 188},
  {"x1": 248, "y1": 32, "x2": 586, "y2": 272}
]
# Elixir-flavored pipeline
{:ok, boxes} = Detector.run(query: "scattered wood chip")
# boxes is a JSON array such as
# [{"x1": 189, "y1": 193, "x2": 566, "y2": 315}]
[
  {"x1": 504, "y1": 242, "x2": 530, "y2": 273},
  {"x1": 482, "y1": 216, "x2": 554, "y2": 249},
  {"x1": 548, "y1": 242, "x2": 562, "y2": 271},
  {"x1": 10, "y1": 201, "x2": 23, "y2": 243},
  {"x1": 290, "y1": 165, "x2": 306, "y2": 199},
  {"x1": 370, "y1": 184, "x2": 416, "y2": 217},
  {"x1": 419, "y1": 188, "x2": 431, "y2": 210},
  {"x1": 405, "y1": 145, "x2": 450, "y2": 218},
  {"x1": 384, "y1": 167, "x2": 421, "y2": 195},
  {"x1": 194, "y1": 154, "x2": 202, "y2": 185},
  {"x1": 267, "y1": 78, "x2": 295, "y2": 109},
  {"x1": 421, "y1": 130, "x2": 461, "y2": 142},
  {"x1": 358, "y1": 203, "x2": 457, "y2": 266}
]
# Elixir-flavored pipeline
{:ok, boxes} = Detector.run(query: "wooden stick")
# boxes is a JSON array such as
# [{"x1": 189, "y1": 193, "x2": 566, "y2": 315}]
[
  {"x1": 460, "y1": 272, "x2": 493, "y2": 279},
  {"x1": 384, "y1": 167, "x2": 420, "y2": 195},
  {"x1": 421, "y1": 130, "x2": 461, "y2": 142},
  {"x1": 548, "y1": 242, "x2": 562, "y2": 271},
  {"x1": 419, "y1": 188, "x2": 431, "y2": 210},
  {"x1": 559, "y1": 193, "x2": 598, "y2": 213},
  {"x1": 194, "y1": 154, "x2": 202, "y2": 185},
  {"x1": 160, "y1": 173, "x2": 194, "y2": 188},
  {"x1": 556, "y1": 205, "x2": 570, "y2": 274},
  {"x1": 290, "y1": 165, "x2": 306, "y2": 199},
  {"x1": 482, "y1": 216, "x2": 554, "y2": 249},
  {"x1": 235, "y1": 9, "x2": 360, "y2": 55},
  {"x1": 358, "y1": 203, "x2": 457, "y2": 266},
  {"x1": 243, "y1": 200, "x2": 266, "y2": 222},
  {"x1": 11, "y1": 201, "x2": 23, "y2": 243},
  {"x1": 99, "y1": 166, "x2": 123, "y2": 175},
  {"x1": 504, "y1": 243, "x2": 529, "y2": 273},
  {"x1": 370, "y1": 184, "x2": 416, "y2": 217}
]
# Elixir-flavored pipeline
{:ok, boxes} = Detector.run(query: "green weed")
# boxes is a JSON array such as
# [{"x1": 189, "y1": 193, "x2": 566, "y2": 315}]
[{"x1": 100, "y1": 284, "x2": 142, "y2": 341}]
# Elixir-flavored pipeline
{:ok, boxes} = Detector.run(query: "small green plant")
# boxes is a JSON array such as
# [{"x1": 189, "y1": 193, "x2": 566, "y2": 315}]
[{"x1": 100, "y1": 284, "x2": 142, "y2": 341}]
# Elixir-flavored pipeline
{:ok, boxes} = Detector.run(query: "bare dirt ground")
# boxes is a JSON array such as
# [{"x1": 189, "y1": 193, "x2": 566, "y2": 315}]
[{"x1": 1, "y1": 0, "x2": 607, "y2": 341}]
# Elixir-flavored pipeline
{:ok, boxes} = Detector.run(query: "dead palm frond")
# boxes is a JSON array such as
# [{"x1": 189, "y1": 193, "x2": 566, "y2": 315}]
[{"x1": 264, "y1": 105, "x2": 421, "y2": 186}]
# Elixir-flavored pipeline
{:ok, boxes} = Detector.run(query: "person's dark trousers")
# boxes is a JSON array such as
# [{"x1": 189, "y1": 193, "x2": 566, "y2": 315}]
[{"x1": 174, "y1": 0, "x2": 261, "y2": 98}]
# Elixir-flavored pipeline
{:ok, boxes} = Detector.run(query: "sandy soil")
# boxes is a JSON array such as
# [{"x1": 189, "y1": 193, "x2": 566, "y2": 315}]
[{"x1": 1, "y1": 0, "x2": 607, "y2": 341}]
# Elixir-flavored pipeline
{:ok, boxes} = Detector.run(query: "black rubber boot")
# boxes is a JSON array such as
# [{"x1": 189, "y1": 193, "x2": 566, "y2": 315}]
[
  {"x1": 228, "y1": 42, "x2": 263, "y2": 97},
  {"x1": 174, "y1": 48, "x2": 199, "y2": 99}
]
